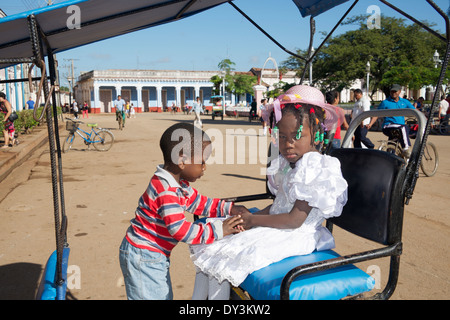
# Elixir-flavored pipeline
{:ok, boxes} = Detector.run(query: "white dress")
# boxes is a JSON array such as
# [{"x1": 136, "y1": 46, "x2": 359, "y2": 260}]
[{"x1": 190, "y1": 152, "x2": 348, "y2": 287}]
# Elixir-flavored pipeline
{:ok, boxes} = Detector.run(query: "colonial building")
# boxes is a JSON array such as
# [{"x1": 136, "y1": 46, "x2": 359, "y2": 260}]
[{"x1": 74, "y1": 68, "x2": 300, "y2": 113}]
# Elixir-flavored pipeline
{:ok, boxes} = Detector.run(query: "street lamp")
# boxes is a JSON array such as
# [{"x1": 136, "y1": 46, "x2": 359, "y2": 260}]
[
  {"x1": 366, "y1": 61, "x2": 371, "y2": 96},
  {"x1": 309, "y1": 47, "x2": 315, "y2": 85},
  {"x1": 433, "y1": 50, "x2": 442, "y2": 68}
]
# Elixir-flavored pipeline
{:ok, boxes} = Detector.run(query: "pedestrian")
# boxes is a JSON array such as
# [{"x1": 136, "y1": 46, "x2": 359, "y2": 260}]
[
  {"x1": 130, "y1": 103, "x2": 136, "y2": 118},
  {"x1": 0, "y1": 92, "x2": 15, "y2": 148},
  {"x1": 259, "y1": 99, "x2": 269, "y2": 136},
  {"x1": 438, "y1": 94, "x2": 449, "y2": 123},
  {"x1": 326, "y1": 90, "x2": 349, "y2": 149},
  {"x1": 82, "y1": 101, "x2": 89, "y2": 118},
  {"x1": 26, "y1": 96, "x2": 35, "y2": 110},
  {"x1": 114, "y1": 95, "x2": 126, "y2": 129},
  {"x1": 351, "y1": 89, "x2": 374, "y2": 149},
  {"x1": 73, "y1": 101, "x2": 79, "y2": 119},
  {"x1": 193, "y1": 97, "x2": 203, "y2": 127}
]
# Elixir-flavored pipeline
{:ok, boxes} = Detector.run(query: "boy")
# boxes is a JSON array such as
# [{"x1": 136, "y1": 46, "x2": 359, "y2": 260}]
[{"x1": 119, "y1": 122, "x2": 244, "y2": 300}]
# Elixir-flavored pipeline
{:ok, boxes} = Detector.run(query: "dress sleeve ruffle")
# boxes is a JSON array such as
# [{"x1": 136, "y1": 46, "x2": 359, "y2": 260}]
[
  {"x1": 287, "y1": 152, "x2": 348, "y2": 218},
  {"x1": 266, "y1": 155, "x2": 289, "y2": 196}
]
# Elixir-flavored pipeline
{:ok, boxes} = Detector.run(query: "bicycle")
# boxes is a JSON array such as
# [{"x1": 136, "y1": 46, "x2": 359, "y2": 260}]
[
  {"x1": 378, "y1": 127, "x2": 438, "y2": 177},
  {"x1": 438, "y1": 118, "x2": 450, "y2": 134},
  {"x1": 62, "y1": 118, "x2": 114, "y2": 153}
]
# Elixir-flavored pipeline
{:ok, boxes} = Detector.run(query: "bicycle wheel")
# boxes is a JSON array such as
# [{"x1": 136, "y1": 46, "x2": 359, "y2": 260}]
[
  {"x1": 92, "y1": 129, "x2": 114, "y2": 151},
  {"x1": 438, "y1": 120, "x2": 448, "y2": 135},
  {"x1": 62, "y1": 134, "x2": 75, "y2": 153},
  {"x1": 386, "y1": 141, "x2": 402, "y2": 157},
  {"x1": 420, "y1": 142, "x2": 438, "y2": 177}
]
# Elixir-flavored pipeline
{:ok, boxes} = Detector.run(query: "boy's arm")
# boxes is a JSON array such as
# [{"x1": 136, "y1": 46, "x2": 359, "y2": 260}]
[
  {"x1": 185, "y1": 187, "x2": 232, "y2": 218},
  {"x1": 156, "y1": 191, "x2": 226, "y2": 244}
]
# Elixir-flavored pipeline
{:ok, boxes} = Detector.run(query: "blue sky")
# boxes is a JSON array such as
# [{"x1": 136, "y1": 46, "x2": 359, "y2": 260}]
[{"x1": 0, "y1": 0, "x2": 449, "y2": 88}]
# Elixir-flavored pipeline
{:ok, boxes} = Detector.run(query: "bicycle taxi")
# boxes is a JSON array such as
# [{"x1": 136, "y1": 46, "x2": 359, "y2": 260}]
[{"x1": 0, "y1": 0, "x2": 447, "y2": 300}]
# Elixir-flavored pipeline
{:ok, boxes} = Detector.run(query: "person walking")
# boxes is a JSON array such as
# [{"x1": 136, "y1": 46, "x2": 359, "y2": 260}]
[
  {"x1": 351, "y1": 89, "x2": 374, "y2": 149},
  {"x1": 193, "y1": 97, "x2": 203, "y2": 128}
]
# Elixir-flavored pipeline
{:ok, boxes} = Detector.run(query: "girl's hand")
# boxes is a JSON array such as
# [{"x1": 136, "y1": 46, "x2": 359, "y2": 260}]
[
  {"x1": 230, "y1": 205, "x2": 250, "y2": 216},
  {"x1": 222, "y1": 215, "x2": 244, "y2": 237}
]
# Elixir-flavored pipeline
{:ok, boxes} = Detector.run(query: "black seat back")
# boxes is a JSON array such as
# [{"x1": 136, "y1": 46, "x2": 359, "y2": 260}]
[{"x1": 329, "y1": 148, "x2": 406, "y2": 245}]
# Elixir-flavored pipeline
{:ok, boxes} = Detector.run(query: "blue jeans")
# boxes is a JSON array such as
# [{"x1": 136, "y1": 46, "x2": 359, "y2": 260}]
[{"x1": 119, "y1": 238, "x2": 173, "y2": 300}]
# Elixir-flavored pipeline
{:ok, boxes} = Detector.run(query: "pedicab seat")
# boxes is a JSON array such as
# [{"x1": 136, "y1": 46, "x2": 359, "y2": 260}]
[{"x1": 235, "y1": 148, "x2": 406, "y2": 300}]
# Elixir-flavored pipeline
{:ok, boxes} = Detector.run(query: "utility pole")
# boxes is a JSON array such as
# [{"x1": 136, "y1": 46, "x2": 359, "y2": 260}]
[{"x1": 63, "y1": 58, "x2": 79, "y2": 106}]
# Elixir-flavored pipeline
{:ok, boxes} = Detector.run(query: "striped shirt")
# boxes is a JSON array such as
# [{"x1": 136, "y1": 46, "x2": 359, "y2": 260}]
[{"x1": 125, "y1": 166, "x2": 232, "y2": 256}]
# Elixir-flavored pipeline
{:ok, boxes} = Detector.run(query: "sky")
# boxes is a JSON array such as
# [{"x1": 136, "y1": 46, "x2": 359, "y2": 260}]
[{"x1": 0, "y1": 0, "x2": 449, "y2": 88}]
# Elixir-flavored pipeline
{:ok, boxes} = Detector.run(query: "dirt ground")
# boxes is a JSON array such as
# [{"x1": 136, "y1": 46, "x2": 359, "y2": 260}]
[{"x1": 0, "y1": 112, "x2": 448, "y2": 300}]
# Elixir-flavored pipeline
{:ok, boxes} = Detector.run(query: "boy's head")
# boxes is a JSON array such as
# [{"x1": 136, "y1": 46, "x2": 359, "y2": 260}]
[{"x1": 160, "y1": 123, "x2": 211, "y2": 181}]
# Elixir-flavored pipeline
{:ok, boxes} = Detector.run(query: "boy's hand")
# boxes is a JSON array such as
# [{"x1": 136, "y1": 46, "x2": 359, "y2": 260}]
[
  {"x1": 222, "y1": 215, "x2": 244, "y2": 237},
  {"x1": 230, "y1": 206, "x2": 253, "y2": 230}
]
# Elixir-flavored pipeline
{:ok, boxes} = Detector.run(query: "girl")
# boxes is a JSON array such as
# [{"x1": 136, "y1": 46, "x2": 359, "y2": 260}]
[{"x1": 190, "y1": 85, "x2": 348, "y2": 299}]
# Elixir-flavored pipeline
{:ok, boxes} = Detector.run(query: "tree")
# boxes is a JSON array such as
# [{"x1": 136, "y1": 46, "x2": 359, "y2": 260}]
[
  {"x1": 210, "y1": 59, "x2": 257, "y2": 100},
  {"x1": 281, "y1": 15, "x2": 446, "y2": 98}
]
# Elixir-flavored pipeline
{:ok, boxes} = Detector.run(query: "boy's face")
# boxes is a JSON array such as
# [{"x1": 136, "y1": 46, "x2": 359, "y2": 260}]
[{"x1": 180, "y1": 143, "x2": 211, "y2": 182}]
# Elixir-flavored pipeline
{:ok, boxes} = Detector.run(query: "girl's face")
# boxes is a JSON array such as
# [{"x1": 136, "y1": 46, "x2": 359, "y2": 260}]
[{"x1": 278, "y1": 113, "x2": 316, "y2": 164}]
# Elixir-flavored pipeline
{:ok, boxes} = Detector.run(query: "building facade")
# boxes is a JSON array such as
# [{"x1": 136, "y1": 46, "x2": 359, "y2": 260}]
[{"x1": 74, "y1": 68, "x2": 301, "y2": 113}]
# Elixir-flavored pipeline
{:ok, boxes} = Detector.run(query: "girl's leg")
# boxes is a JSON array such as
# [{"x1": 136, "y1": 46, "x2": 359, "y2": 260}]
[
  {"x1": 191, "y1": 271, "x2": 209, "y2": 300},
  {"x1": 208, "y1": 277, "x2": 230, "y2": 300}
]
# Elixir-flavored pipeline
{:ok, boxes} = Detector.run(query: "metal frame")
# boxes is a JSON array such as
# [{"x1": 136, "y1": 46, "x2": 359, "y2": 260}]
[
  {"x1": 224, "y1": 0, "x2": 449, "y2": 300},
  {"x1": 0, "y1": 14, "x2": 68, "y2": 300}
]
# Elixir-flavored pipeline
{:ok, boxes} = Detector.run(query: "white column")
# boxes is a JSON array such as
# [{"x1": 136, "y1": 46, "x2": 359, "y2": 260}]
[
  {"x1": 156, "y1": 85, "x2": 162, "y2": 109},
  {"x1": 115, "y1": 85, "x2": 122, "y2": 99},
  {"x1": 176, "y1": 85, "x2": 181, "y2": 107},
  {"x1": 93, "y1": 83, "x2": 100, "y2": 113},
  {"x1": 136, "y1": 85, "x2": 142, "y2": 112},
  {"x1": 194, "y1": 86, "x2": 200, "y2": 99}
]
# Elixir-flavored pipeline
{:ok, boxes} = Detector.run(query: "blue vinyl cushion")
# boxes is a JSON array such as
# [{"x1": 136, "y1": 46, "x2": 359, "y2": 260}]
[
  {"x1": 240, "y1": 250, "x2": 375, "y2": 300},
  {"x1": 37, "y1": 247, "x2": 70, "y2": 300}
]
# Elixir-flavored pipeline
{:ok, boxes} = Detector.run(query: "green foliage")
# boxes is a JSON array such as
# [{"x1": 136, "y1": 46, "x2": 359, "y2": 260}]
[
  {"x1": 211, "y1": 59, "x2": 257, "y2": 97},
  {"x1": 233, "y1": 73, "x2": 257, "y2": 96},
  {"x1": 0, "y1": 106, "x2": 61, "y2": 134},
  {"x1": 15, "y1": 109, "x2": 40, "y2": 133},
  {"x1": 280, "y1": 14, "x2": 446, "y2": 97}
]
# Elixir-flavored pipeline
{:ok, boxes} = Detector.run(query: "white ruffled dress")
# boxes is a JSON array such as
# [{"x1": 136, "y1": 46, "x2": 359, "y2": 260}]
[{"x1": 190, "y1": 152, "x2": 348, "y2": 287}]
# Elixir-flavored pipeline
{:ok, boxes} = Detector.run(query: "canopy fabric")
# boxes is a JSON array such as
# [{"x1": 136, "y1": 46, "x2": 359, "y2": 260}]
[
  {"x1": 0, "y1": 0, "x2": 351, "y2": 68},
  {"x1": 0, "y1": 0, "x2": 230, "y2": 68},
  {"x1": 292, "y1": 0, "x2": 349, "y2": 17}
]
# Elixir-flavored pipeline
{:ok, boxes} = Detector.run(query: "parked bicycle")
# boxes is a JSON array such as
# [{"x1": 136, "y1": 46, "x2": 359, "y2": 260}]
[
  {"x1": 63, "y1": 118, "x2": 114, "y2": 153},
  {"x1": 378, "y1": 127, "x2": 438, "y2": 177}
]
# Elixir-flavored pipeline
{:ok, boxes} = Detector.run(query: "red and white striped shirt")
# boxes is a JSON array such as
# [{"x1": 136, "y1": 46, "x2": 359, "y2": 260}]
[{"x1": 125, "y1": 166, "x2": 232, "y2": 256}]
